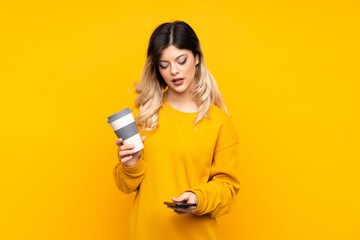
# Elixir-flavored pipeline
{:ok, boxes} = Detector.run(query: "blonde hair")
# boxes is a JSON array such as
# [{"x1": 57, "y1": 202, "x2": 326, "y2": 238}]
[{"x1": 133, "y1": 21, "x2": 228, "y2": 131}]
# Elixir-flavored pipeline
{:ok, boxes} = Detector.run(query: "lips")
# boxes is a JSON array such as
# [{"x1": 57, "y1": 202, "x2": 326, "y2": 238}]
[{"x1": 172, "y1": 78, "x2": 184, "y2": 86}]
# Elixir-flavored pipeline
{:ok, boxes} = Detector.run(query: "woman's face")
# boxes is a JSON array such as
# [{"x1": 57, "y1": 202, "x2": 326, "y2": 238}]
[{"x1": 158, "y1": 45, "x2": 199, "y2": 95}]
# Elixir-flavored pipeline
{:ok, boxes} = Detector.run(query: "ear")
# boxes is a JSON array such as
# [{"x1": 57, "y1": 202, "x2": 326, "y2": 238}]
[{"x1": 195, "y1": 54, "x2": 200, "y2": 66}]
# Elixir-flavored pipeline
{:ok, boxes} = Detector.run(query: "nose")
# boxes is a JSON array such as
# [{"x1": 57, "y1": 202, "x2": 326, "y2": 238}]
[{"x1": 170, "y1": 64, "x2": 180, "y2": 75}]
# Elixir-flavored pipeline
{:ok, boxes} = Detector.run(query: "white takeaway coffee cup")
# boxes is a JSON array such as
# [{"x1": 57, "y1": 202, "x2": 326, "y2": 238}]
[{"x1": 107, "y1": 108, "x2": 144, "y2": 153}]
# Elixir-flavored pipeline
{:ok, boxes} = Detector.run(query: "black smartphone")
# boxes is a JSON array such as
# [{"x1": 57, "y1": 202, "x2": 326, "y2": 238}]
[{"x1": 164, "y1": 202, "x2": 197, "y2": 208}]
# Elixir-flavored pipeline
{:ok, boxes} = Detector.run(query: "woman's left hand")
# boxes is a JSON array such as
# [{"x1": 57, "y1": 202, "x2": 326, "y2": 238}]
[{"x1": 167, "y1": 192, "x2": 198, "y2": 215}]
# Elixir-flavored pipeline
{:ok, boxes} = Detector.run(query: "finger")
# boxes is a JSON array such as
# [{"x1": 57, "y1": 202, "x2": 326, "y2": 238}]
[
  {"x1": 119, "y1": 149, "x2": 135, "y2": 157},
  {"x1": 174, "y1": 207, "x2": 195, "y2": 215},
  {"x1": 188, "y1": 194, "x2": 198, "y2": 204},
  {"x1": 170, "y1": 206, "x2": 196, "y2": 212},
  {"x1": 172, "y1": 207, "x2": 188, "y2": 213},
  {"x1": 120, "y1": 155, "x2": 133, "y2": 163},
  {"x1": 174, "y1": 210, "x2": 189, "y2": 215},
  {"x1": 116, "y1": 138, "x2": 123, "y2": 147},
  {"x1": 171, "y1": 193, "x2": 186, "y2": 202},
  {"x1": 187, "y1": 206, "x2": 196, "y2": 212},
  {"x1": 120, "y1": 144, "x2": 135, "y2": 151},
  {"x1": 172, "y1": 194, "x2": 188, "y2": 203},
  {"x1": 141, "y1": 136, "x2": 146, "y2": 142},
  {"x1": 165, "y1": 205, "x2": 195, "y2": 215}
]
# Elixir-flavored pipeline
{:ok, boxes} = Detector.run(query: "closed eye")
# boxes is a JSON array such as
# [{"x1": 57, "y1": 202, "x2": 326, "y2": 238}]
[
  {"x1": 179, "y1": 58, "x2": 187, "y2": 65},
  {"x1": 159, "y1": 58, "x2": 187, "y2": 69}
]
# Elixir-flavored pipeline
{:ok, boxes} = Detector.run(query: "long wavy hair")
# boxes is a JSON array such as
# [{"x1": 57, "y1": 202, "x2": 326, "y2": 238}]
[{"x1": 133, "y1": 20, "x2": 228, "y2": 131}]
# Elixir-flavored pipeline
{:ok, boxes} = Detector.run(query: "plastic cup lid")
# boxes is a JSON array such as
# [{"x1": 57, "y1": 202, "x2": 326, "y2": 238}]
[{"x1": 107, "y1": 108, "x2": 133, "y2": 123}]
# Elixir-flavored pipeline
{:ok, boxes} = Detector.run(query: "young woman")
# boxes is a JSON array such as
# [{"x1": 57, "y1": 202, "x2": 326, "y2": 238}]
[{"x1": 113, "y1": 20, "x2": 240, "y2": 240}]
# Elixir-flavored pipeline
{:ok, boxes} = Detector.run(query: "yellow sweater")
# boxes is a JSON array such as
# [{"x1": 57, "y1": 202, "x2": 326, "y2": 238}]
[{"x1": 113, "y1": 97, "x2": 240, "y2": 240}]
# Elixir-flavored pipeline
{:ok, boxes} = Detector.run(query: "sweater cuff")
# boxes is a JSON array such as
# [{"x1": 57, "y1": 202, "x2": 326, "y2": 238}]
[
  {"x1": 188, "y1": 189, "x2": 205, "y2": 215},
  {"x1": 121, "y1": 153, "x2": 145, "y2": 174}
]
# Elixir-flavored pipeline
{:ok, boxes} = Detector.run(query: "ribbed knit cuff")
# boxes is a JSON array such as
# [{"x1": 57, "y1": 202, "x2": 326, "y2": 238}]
[
  {"x1": 121, "y1": 153, "x2": 145, "y2": 174},
  {"x1": 187, "y1": 189, "x2": 205, "y2": 215}
]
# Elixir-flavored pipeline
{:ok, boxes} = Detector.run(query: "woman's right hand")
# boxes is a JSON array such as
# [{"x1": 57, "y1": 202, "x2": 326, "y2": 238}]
[{"x1": 116, "y1": 136, "x2": 146, "y2": 167}]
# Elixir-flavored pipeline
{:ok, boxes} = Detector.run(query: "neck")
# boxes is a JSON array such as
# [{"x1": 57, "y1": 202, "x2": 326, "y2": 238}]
[
  {"x1": 165, "y1": 89, "x2": 194, "y2": 105},
  {"x1": 164, "y1": 88, "x2": 198, "y2": 112}
]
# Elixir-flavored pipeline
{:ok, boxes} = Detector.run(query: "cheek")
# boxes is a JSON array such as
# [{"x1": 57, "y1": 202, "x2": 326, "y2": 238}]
[
  {"x1": 159, "y1": 69, "x2": 171, "y2": 82},
  {"x1": 183, "y1": 63, "x2": 196, "y2": 76}
]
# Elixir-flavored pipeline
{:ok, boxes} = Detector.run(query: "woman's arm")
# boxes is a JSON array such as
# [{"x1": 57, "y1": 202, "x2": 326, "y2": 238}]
[
  {"x1": 113, "y1": 147, "x2": 146, "y2": 194},
  {"x1": 188, "y1": 116, "x2": 241, "y2": 217},
  {"x1": 112, "y1": 105, "x2": 146, "y2": 194}
]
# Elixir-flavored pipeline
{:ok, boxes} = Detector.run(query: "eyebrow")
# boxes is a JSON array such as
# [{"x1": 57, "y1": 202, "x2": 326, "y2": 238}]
[{"x1": 158, "y1": 54, "x2": 187, "y2": 63}]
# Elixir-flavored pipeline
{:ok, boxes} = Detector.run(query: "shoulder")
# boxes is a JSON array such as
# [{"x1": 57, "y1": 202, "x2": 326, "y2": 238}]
[
  {"x1": 207, "y1": 105, "x2": 239, "y2": 147},
  {"x1": 207, "y1": 104, "x2": 231, "y2": 124}
]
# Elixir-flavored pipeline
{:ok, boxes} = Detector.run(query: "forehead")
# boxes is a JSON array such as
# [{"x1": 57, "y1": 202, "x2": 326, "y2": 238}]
[{"x1": 159, "y1": 45, "x2": 192, "y2": 60}]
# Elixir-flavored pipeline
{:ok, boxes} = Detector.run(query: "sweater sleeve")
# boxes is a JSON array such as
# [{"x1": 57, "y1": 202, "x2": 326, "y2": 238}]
[
  {"x1": 188, "y1": 115, "x2": 241, "y2": 217},
  {"x1": 113, "y1": 148, "x2": 146, "y2": 194},
  {"x1": 112, "y1": 104, "x2": 146, "y2": 194}
]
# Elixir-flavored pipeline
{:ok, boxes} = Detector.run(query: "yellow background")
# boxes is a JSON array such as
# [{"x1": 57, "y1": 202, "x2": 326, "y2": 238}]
[{"x1": 1, "y1": 0, "x2": 359, "y2": 239}]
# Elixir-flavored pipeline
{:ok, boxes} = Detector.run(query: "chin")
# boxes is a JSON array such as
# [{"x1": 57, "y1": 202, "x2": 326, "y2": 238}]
[{"x1": 170, "y1": 87, "x2": 188, "y2": 93}]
